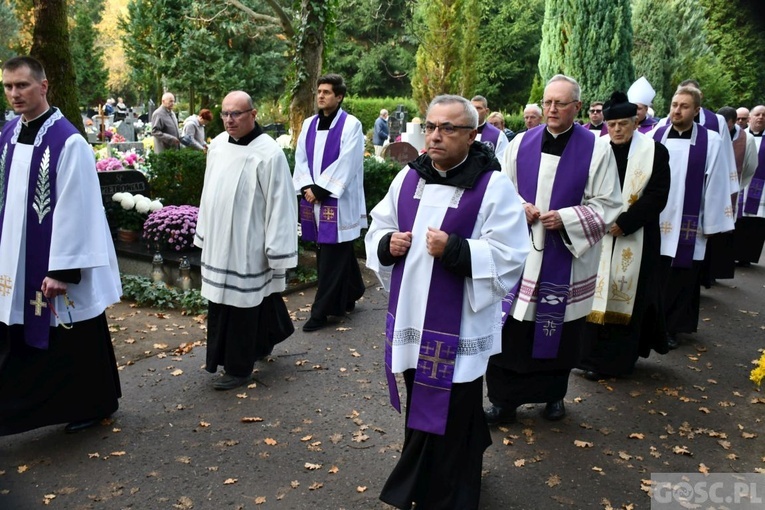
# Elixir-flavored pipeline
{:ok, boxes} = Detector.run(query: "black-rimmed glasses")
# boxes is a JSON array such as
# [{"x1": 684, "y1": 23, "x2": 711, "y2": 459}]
[
  {"x1": 424, "y1": 122, "x2": 474, "y2": 135},
  {"x1": 220, "y1": 109, "x2": 253, "y2": 120}
]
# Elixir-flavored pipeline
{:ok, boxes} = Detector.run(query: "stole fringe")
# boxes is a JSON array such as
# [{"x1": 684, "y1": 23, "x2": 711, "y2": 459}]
[{"x1": 586, "y1": 310, "x2": 632, "y2": 326}]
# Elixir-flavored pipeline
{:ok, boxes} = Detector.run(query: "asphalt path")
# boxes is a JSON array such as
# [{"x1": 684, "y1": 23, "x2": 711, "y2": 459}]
[{"x1": 1, "y1": 261, "x2": 764, "y2": 510}]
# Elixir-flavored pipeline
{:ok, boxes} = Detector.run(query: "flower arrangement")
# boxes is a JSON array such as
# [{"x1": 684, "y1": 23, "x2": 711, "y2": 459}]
[
  {"x1": 94, "y1": 148, "x2": 149, "y2": 174},
  {"x1": 96, "y1": 157, "x2": 124, "y2": 172},
  {"x1": 111, "y1": 132, "x2": 126, "y2": 143},
  {"x1": 143, "y1": 205, "x2": 199, "y2": 251},
  {"x1": 751, "y1": 350, "x2": 765, "y2": 387},
  {"x1": 109, "y1": 192, "x2": 163, "y2": 231}
]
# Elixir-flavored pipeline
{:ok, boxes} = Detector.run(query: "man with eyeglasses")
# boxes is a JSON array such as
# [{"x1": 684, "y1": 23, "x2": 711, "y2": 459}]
[
  {"x1": 736, "y1": 107, "x2": 749, "y2": 130},
  {"x1": 294, "y1": 74, "x2": 366, "y2": 332},
  {"x1": 195, "y1": 91, "x2": 297, "y2": 391},
  {"x1": 366, "y1": 94, "x2": 528, "y2": 510},
  {"x1": 151, "y1": 92, "x2": 181, "y2": 153},
  {"x1": 583, "y1": 101, "x2": 606, "y2": 136},
  {"x1": 579, "y1": 91, "x2": 671, "y2": 381},
  {"x1": 0, "y1": 56, "x2": 122, "y2": 435},
  {"x1": 735, "y1": 104, "x2": 765, "y2": 267},
  {"x1": 485, "y1": 74, "x2": 622, "y2": 424},
  {"x1": 471, "y1": 95, "x2": 509, "y2": 158}
]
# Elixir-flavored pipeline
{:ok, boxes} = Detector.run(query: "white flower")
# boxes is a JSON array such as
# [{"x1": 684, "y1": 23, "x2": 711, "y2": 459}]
[
  {"x1": 112, "y1": 192, "x2": 126, "y2": 202},
  {"x1": 135, "y1": 198, "x2": 151, "y2": 214},
  {"x1": 149, "y1": 200, "x2": 164, "y2": 212},
  {"x1": 133, "y1": 194, "x2": 145, "y2": 200},
  {"x1": 120, "y1": 195, "x2": 136, "y2": 210}
]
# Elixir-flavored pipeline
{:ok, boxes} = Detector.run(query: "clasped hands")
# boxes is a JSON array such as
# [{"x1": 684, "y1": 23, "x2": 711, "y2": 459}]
[
  {"x1": 389, "y1": 227, "x2": 448, "y2": 258},
  {"x1": 523, "y1": 203, "x2": 563, "y2": 230}
]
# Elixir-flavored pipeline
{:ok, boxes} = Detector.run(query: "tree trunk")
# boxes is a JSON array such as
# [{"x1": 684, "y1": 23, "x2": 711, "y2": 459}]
[
  {"x1": 288, "y1": 0, "x2": 326, "y2": 146},
  {"x1": 30, "y1": 0, "x2": 85, "y2": 136}
]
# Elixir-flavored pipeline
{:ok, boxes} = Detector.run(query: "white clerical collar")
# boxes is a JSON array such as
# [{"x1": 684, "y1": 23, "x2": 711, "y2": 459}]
[
  {"x1": 432, "y1": 154, "x2": 469, "y2": 177},
  {"x1": 21, "y1": 107, "x2": 51, "y2": 126},
  {"x1": 545, "y1": 124, "x2": 574, "y2": 139}
]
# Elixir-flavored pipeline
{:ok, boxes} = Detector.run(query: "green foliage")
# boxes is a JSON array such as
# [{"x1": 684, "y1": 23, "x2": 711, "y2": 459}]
[
  {"x1": 120, "y1": 274, "x2": 208, "y2": 315},
  {"x1": 0, "y1": 0, "x2": 21, "y2": 63},
  {"x1": 474, "y1": 0, "x2": 545, "y2": 112},
  {"x1": 539, "y1": 0, "x2": 634, "y2": 105},
  {"x1": 527, "y1": 74, "x2": 544, "y2": 106},
  {"x1": 146, "y1": 150, "x2": 207, "y2": 207},
  {"x1": 363, "y1": 155, "x2": 403, "y2": 216},
  {"x1": 342, "y1": 97, "x2": 421, "y2": 133},
  {"x1": 504, "y1": 113, "x2": 526, "y2": 133},
  {"x1": 70, "y1": 0, "x2": 108, "y2": 107},
  {"x1": 324, "y1": 0, "x2": 417, "y2": 98}
]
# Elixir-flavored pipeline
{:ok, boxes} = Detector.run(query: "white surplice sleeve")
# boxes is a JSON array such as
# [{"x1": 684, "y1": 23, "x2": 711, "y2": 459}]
[
  {"x1": 292, "y1": 117, "x2": 314, "y2": 192},
  {"x1": 261, "y1": 145, "x2": 298, "y2": 270},
  {"x1": 702, "y1": 133, "x2": 736, "y2": 235},
  {"x1": 314, "y1": 117, "x2": 364, "y2": 198}
]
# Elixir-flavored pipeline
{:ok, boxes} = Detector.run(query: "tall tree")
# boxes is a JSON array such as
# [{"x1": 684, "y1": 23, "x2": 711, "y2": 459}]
[
  {"x1": 30, "y1": 0, "x2": 84, "y2": 135},
  {"x1": 0, "y1": 0, "x2": 21, "y2": 62},
  {"x1": 411, "y1": 0, "x2": 479, "y2": 112},
  {"x1": 70, "y1": 0, "x2": 109, "y2": 108},
  {"x1": 474, "y1": 0, "x2": 544, "y2": 112},
  {"x1": 539, "y1": 0, "x2": 634, "y2": 105}
]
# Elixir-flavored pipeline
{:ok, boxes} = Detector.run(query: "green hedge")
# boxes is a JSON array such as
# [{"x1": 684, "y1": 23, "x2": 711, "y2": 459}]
[
  {"x1": 342, "y1": 96, "x2": 421, "y2": 134},
  {"x1": 147, "y1": 150, "x2": 207, "y2": 206}
]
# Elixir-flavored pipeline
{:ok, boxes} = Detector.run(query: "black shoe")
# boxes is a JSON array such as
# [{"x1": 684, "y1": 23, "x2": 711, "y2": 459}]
[
  {"x1": 583, "y1": 370, "x2": 603, "y2": 381},
  {"x1": 64, "y1": 418, "x2": 101, "y2": 434},
  {"x1": 213, "y1": 373, "x2": 251, "y2": 391},
  {"x1": 484, "y1": 405, "x2": 517, "y2": 425},
  {"x1": 345, "y1": 302, "x2": 356, "y2": 313},
  {"x1": 542, "y1": 400, "x2": 566, "y2": 421},
  {"x1": 666, "y1": 332, "x2": 679, "y2": 350},
  {"x1": 302, "y1": 317, "x2": 328, "y2": 332}
]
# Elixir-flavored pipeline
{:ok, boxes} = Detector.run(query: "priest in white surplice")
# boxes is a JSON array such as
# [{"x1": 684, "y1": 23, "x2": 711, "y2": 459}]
[
  {"x1": 485, "y1": 75, "x2": 623, "y2": 425},
  {"x1": 735, "y1": 104, "x2": 765, "y2": 266},
  {"x1": 649, "y1": 86, "x2": 734, "y2": 349},
  {"x1": 293, "y1": 74, "x2": 366, "y2": 332},
  {"x1": 366, "y1": 95, "x2": 528, "y2": 510},
  {"x1": 0, "y1": 56, "x2": 122, "y2": 435},
  {"x1": 195, "y1": 91, "x2": 297, "y2": 391},
  {"x1": 471, "y1": 95, "x2": 509, "y2": 159}
]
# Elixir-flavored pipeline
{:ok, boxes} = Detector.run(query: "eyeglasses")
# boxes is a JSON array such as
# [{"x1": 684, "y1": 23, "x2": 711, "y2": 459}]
[
  {"x1": 220, "y1": 109, "x2": 253, "y2": 120},
  {"x1": 542, "y1": 100, "x2": 578, "y2": 109},
  {"x1": 424, "y1": 122, "x2": 474, "y2": 135},
  {"x1": 589, "y1": 109, "x2": 603, "y2": 114}
]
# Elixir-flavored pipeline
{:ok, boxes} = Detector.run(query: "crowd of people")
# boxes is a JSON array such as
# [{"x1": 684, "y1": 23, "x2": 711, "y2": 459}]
[{"x1": 2, "y1": 55, "x2": 764, "y2": 509}]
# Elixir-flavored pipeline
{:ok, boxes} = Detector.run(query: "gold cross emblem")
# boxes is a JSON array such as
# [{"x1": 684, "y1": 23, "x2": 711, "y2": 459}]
[
  {"x1": 418, "y1": 340, "x2": 455, "y2": 380},
  {"x1": 680, "y1": 219, "x2": 696, "y2": 240},
  {"x1": 0, "y1": 275, "x2": 12, "y2": 296},
  {"x1": 29, "y1": 291, "x2": 47, "y2": 316},
  {"x1": 660, "y1": 221, "x2": 673, "y2": 234},
  {"x1": 322, "y1": 207, "x2": 336, "y2": 222}
]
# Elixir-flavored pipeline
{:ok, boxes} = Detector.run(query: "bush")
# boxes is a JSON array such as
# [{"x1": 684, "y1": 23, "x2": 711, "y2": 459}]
[
  {"x1": 147, "y1": 149, "x2": 207, "y2": 206},
  {"x1": 364, "y1": 156, "x2": 403, "y2": 215},
  {"x1": 505, "y1": 113, "x2": 526, "y2": 133},
  {"x1": 120, "y1": 274, "x2": 208, "y2": 315},
  {"x1": 343, "y1": 97, "x2": 421, "y2": 134}
]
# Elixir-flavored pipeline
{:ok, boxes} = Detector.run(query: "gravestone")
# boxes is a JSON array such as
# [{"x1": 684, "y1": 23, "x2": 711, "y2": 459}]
[
  {"x1": 116, "y1": 113, "x2": 137, "y2": 142},
  {"x1": 97, "y1": 169, "x2": 150, "y2": 203},
  {"x1": 389, "y1": 104, "x2": 407, "y2": 142},
  {"x1": 107, "y1": 141, "x2": 145, "y2": 157},
  {"x1": 147, "y1": 99, "x2": 156, "y2": 124},
  {"x1": 381, "y1": 142, "x2": 419, "y2": 166}
]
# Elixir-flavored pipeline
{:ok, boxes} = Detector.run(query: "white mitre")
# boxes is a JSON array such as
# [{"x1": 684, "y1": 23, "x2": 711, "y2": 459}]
[{"x1": 627, "y1": 76, "x2": 656, "y2": 107}]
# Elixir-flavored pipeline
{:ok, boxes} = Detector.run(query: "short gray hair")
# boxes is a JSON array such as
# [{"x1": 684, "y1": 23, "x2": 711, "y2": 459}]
[
  {"x1": 546, "y1": 74, "x2": 581, "y2": 101},
  {"x1": 524, "y1": 103, "x2": 542, "y2": 116},
  {"x1": 427, "y1": 95, "x2": 478, "y2": 128}
]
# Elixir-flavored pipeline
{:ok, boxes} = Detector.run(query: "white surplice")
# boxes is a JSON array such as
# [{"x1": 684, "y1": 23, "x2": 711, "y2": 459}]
[
  {"x1": 742, "y1": 129, "x2": 765, "y2": 218},
  {"x1": 0, "y1": 120, "x2": 121, "y2": 326},
  {"x1": 292, "y1": 109, "x2": 367, "y2": 242},
  {"x1": 476, "y1": 124, "x2": 510, "y2": 160},
  {"x1": 501, "y1": 131, "x2": 623, "y2": 323},
  {"x1": 651, "y1": 124, "x2": 735, "y2": 260},
  {"x1": 365, "y1": 170, "x2": 529, "y2": 383},
  {"x1": 195, "y1": 132, "x2": 298, "y2": 308}
]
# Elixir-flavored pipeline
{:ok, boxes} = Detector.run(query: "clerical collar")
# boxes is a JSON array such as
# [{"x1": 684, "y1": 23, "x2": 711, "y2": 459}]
[
  {"x1": 590, "y1": 123, "x2": 603, "y2": 129},
  {"x1": 668, "y1": 126, "x2": 692, "y2": 139},
  {"x1": 476, "y1": 122, "x2": 486, "y2": 133},
  {"x1": 228, "y1": 122, "x2": 263, "y2": 145},
  {"x1": 18, "y1": 107, "x2": 55, "y2": 144},
  {"x1": 610, "y1": 137, "x2": 633, "y2": 151},
  {"x1": 751, "y1": 130, "x2": 763, "y2": 137},
  {"x1": 542, "y1": 124, "x2": 575, "y2": 157},
  {"x1": 317, "y1": 107, "x2": 340, "y2": 130},
  {"x1": 431, "y1": 154, "x2": 469, "y2": 176}
]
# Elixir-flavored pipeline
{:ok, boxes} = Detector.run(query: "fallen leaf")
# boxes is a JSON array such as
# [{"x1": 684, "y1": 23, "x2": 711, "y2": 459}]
[
  {"x1": 171, "y1": 369, "x2": 183, "y2": 376},
  {"x1": 328, "y1": 466, "x2": 339, "y2": 474},
  {"x1": 254, "y1": 496, "x2": 266, "y2": 505},
  {"x1": 88, "y1": 453, "x2": 100, "y2": 459},
  {"x1": 546, "y1": 474, "x2": 561, "y2": 487},
  {"x1": 308, "y1": 482, "x2": 323, "y2": 490},
  {"x1": 199, "y1": 421, "x2": 210, "y2": 428},
  {"x1": 618, "y1": 451, "x2": 632, "y2": 461},
  {"x1": 357, "y1": 486, "x2": 367, "y2": 493},
  {"x1": 742, "y1": 432, "x2": 757, "y2": 439},
  {"x1": 236, "y1": 393, "x2": 247, "y2": 399},
  {"x1": 514, "y1": 459, "x2": 526, "y2": 467},
  {"x1": 241, "y1": 417, "x2": 263, "y2": 423},
  {"x1": 17, "y1": 465, "x2": 28, "y2": 474},
  {"x1": 629, "y1": 433, "x2": 644, "y2": 440},
  {"x1": 699, "y1": 407, "x2": 710, "y2": 414},
  {"x1": 264, "y1": 438, "x2": 277, "y2": 446},
  {"x1": 176, "y1": 456, "x2": 191, "y2": 464},
  {"x1": 110, "y1": 451, "x2": 126, "y2": 456},
  {"x1": 174, "y1": 496, "x2": 193, "y2": 509},
  {"x1": 153, "y1": 343, "x2": 168, "y2": 349},
  {"x1": 699, "y1": 463, "x2": 710, "y2": 474},
  {"x1": 672, "y1": 445, "x2": 692, "y2": 456},
  {"x1": 223, "y1": 478, "x2": 237, "y2": 485},
  {"x1": 301, "y1": 435, "x2": 313, "y2": 442},
  {"x1": 305, "y1": 462, "x2": 322, "y2": 470},
  {"x1": 290, "y1": 480, "x2": 300, "y2": 488},
  {"x1": 574, "y1": 440, "x2": 593, "y2": 448}
]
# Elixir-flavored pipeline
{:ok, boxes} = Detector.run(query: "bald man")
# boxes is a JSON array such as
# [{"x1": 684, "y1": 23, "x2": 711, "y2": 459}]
[
  {"x1": 737, "y1": 107, "x2": 750, "y2": 130},
  {"x1": 151, "y1": 92, "x2": 181, "y2": 153}
]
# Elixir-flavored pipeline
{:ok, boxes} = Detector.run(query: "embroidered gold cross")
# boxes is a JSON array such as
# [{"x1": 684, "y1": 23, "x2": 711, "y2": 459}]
[
  {"x1": 0, "y1": 275, "x2": 12, "y2": 296},
  {"x1": 680, "y1": 219, "x2": 696, "y2": 240},
  {"x1": 660, "y1": 221, "x2": 673, "y2": 234},
  {"x1": 29, "y1": 291, "x2": 47, "y2": 316},
  {"x1": 322, "y1": 207, "x2": 336, "y2": 221},
  {"x1": 418, "y1": 340, "x2": 455, "y2": 379}
]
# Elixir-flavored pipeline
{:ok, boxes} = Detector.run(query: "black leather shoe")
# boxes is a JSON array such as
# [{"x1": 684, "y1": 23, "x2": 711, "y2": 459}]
[
  {"x1": 302, "y1": 317, "x2": 328, "y2": 332},
  {"x1": 666, "y1": 332, "x2": 679, "y2": 350},
  {"x1": 542, "y1": 400, "x2": 566, "y2": 421},
  {"x1": 64, "y1": 418, "x2": 101, "y2": 434},
  {"x1": 213, "y1": 373, "x2": 251, "y2": 391},
  {"x1": 583, "y1": 370, "x2": 603, "y2": 381},
  {"x1": 484, "y1": 405, "x2": 517, "y2": 425},
  {"x1": 345, "y1": 301, "x2": 356, "y2": 313}
]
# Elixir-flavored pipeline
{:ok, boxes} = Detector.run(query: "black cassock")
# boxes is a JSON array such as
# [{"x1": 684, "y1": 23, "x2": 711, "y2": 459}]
[
  {"x1": 0, "y1": 314, "x2": 121, "y2": 436},
  {"x1": 579, "y1": 138, "x2": 671, "y2": 376}
]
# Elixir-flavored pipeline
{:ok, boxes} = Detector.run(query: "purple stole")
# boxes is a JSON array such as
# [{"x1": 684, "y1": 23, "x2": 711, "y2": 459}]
[
  {"x1": 653, "y1": 124, "x2": 708, "y2": 267},
  {"x1": 298, "y1": 110, "x2": 348, "y2": 244},
  {"x1": 743, "y1": 138, "x2": 765, "y2": 215},
  {"x1": 479, "y1": 122, "x2": 500, "y2": 151},
  {"x1": 638, "y1": 117, "x2": 658, "y2": 134},
  {"x1": 0, "y1": 110, "x2": 78, "y2": 349},
  {"x1": 701, "y1": 108, "x2": 719, "y2": 134},
  {"x1": 584, "y1": 123, "x2": 607, "y2": 137},
  {"x1": 516, "y1": 124, "x2": 592, "y2": 359},
  {"x1": 385, "y1": 168, "x2": 493, "y2": 435}
]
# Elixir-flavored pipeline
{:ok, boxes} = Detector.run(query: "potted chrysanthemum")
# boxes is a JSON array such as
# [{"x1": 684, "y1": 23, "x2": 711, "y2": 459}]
[
  {"x1": 109, "y1": 192, "x2": 163, "y2": 242},
  {"x1": 143, "y1": 205, "x2": 199, "y2": 251}
]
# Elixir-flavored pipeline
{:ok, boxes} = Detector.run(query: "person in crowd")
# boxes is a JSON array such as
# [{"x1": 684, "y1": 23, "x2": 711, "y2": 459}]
[
  {"x1": 182, "y1": 108, "x2": 212, "y2": 151},
  {"x1": 0, "y1": 56, "x2": 122, "y2": 435},
  {"x1": 293, "y1": 74, "x2": 366, "y2": 332},
  {"x1": 151, "y1": 92, "x2": 181, "y2": 153},
  {"x1": 366, "y1": 94, "x2": 528, "y2": 510},
  {"x1": 522, "y1": 103, "x2": 543, "y2": 131},
  {"x1": 736, "y1": 107, "x2": 750, "y2": 130},
  {"x1": 627, "y1": 77, "x2": 659, "y2": 133},
  {"x1": 488, "y1": 111, "x2": 516, "y2": 142},
  {"x1": 583, "y1": 101, "x2": 606, "y2": 136},
  {"x1": 373, "y1": 109, "x2": 389, "y2": 156},
  {"x1": 471, "y1": 95, "x2": 509, "y2": 158},
  {"x1": 735, "y1": 105, "x2": 765, "y2": 266},
  {"x1": 579, "y1": 91, "x2": 671, "y2": 380},
  {"x1": 194, "y1": 91, "x2": 297, "y2": 390},
  {"x1": 485, "y1": 74, "x2": 622, "y2": 424}
]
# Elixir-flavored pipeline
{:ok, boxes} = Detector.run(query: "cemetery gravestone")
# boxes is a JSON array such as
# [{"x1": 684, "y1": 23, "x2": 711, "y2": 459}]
[
  {"x1": 382, "y1": 141, "x2": 419, "y2": 166},
  {"x1": 97, "y1": 170, "x2": 150, "y2": 203}
]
